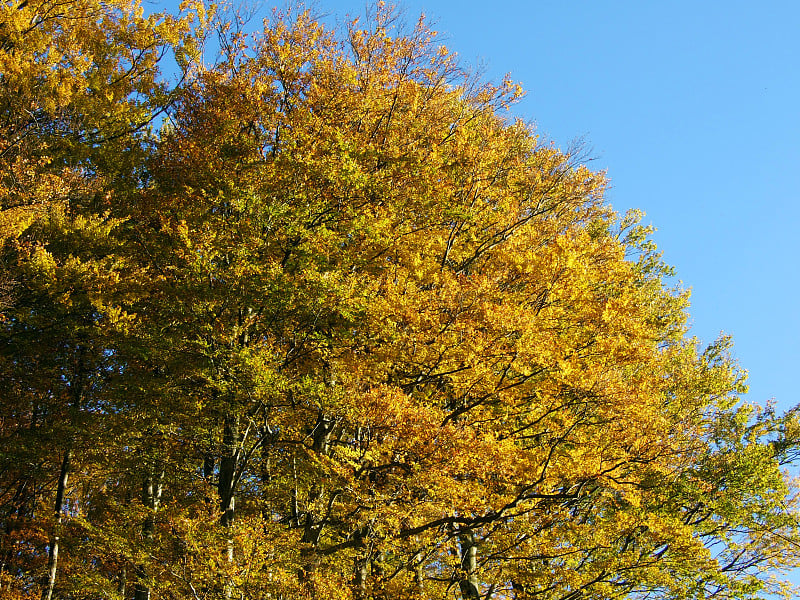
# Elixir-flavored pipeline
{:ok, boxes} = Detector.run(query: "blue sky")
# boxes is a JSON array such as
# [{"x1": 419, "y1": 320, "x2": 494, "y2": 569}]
[{"x1": 309, "y1": 0, "x2": 800, "y2": 414}]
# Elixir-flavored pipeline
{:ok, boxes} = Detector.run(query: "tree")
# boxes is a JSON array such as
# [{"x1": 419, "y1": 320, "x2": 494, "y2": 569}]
[
  {"x1": 0, "y1": 0, "x2": 198, "y2": 596},
  {"x1": 2, "y1": 2, "x2": 800, "y2": 599}
]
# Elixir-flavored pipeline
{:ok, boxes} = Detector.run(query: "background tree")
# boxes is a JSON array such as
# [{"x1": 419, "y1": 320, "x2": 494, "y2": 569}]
[{"x1": 0, "y1": 0, "x2": 199, "y2": 596}]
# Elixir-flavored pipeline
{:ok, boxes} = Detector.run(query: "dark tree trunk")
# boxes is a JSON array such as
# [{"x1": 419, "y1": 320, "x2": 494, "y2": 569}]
[
  {"x1": 41, "y1": 448, "x2": 71, "y2": 600},
  {"x1": 134, "y1": 465, "x2": 164, "y2": 600},
  {"x1": 218, "y1": 411, "x2": 239, "y2": 597},
  {"x1": 219, "y1": 411, "x2": 239, "y2": 529}
]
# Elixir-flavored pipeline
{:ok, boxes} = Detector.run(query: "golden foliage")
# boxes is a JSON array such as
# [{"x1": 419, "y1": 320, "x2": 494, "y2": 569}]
[{"x1": 1, "y1": 3, "x2": 799, "y2": 600}]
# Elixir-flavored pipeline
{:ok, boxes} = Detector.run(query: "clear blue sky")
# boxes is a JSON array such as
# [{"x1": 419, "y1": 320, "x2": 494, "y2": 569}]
[{"x1": 310, "y1": 0, "x2": 799, "y2": 414}]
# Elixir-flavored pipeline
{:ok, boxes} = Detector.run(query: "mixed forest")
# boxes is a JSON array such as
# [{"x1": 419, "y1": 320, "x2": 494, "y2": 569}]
[{"x1": 3, "y1": 1, "x2": 800, "y2": 598}]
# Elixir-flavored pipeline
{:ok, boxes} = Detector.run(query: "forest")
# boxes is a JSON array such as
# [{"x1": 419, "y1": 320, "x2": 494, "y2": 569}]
[{"x1": 2, "y1": 0, "x2": 800, "y2": 598}]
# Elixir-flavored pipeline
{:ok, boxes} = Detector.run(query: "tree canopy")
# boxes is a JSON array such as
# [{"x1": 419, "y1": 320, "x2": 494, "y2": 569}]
[{"x1": 2, "y1": 2, "x2": 800, "y2": 599}]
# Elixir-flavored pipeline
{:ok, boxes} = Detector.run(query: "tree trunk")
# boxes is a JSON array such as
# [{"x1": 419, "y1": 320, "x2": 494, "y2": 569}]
[
  {"x1": 353, "y1": 555, "x2": 369, "y2": 600},
  {"x1": 134, "y1": 466, "x2": 164, "y2": 600},
  {"x1": 311, "y1": 411, "x2": 333, "y2": 455},
  {"x1": 457, "y1": 529, "x2": 480, "y2": 600},
  {"x1": 219, "y1": 411, "x2": 239, "y2": 526},
  {"x1": 218, "y1": 412, "x2": 239, "y2": 597},
  {"x1": 41, "y1": 448, "x2": 71, "y2": 600},
  {"x1": 118, "y1": 566, "x2": 127, "y2": 599},
  {"x1": 412, "y1": 549, "x2": 425, "y2": 594}
]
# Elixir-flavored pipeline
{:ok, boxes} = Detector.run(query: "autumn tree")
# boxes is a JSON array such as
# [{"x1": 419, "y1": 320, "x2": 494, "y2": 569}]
[
  {"x1": 2, "y1": 2, "x2": 800, "y2": 600},
  {"x1": 0, "y1": 0, "x2": 199, "y2": 596}
]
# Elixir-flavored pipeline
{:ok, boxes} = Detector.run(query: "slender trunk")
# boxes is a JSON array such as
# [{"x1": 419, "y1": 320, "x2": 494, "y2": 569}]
[
  {"x1": 203, "y1": 452, "x2": 215, "y2": 513},
  {"x1": 134, "y1": 466, "x2": 164, "y2": 600},
  {"x1": 218, "y1": 412, "x2": 239, "y2": 598},
  {"x1": 353, "y1": 556, "x2": 369, "y2": 600},
  {"x1": 457, "y1": 529, "x2": 480, "y2": 600},
  {"x1": 41, "y1": 347, "x2": 86, "y2": 600},
  {"x1": 412, "y1": 548, "x2": 425, "y2": 594},
  {"x1": 259, "y1": 424, "x2": 274, "y2": 522},
  {"x1": 295, "y1": 412, "x2": 337, "y2": 597},
  {"x1": 219, "y1": 411, "x2": 239, "y2": 527},
  {"x1": 370, "y1": 552, "x2": 388, "y2": 600},
  {"x1": 290, "y1": 453, "x2": 299, "y2": 528},
  {"x1": 41, "y1": 448, "x2": 71, "y2": 600},
  {"x1": 260, "y1": 454, "x2": 272, "y2": 520},
  {"x1": 118, "y1": 566, "x2": 127, "y2": 599}
]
